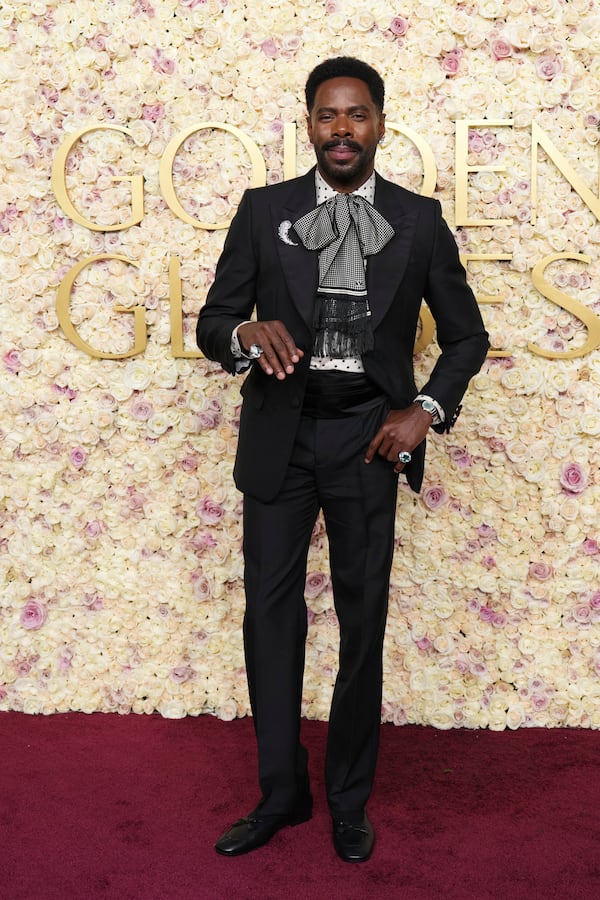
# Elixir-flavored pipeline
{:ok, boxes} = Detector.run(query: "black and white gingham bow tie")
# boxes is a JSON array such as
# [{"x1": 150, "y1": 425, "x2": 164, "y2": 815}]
[{"x1": 293, "y1": 193, "x2": 395, "y2": 358}]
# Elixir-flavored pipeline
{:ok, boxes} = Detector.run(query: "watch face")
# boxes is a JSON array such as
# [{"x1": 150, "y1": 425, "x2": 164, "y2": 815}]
[{"x1": 422, "y1": 399, "x2": 436, "y2": 413}]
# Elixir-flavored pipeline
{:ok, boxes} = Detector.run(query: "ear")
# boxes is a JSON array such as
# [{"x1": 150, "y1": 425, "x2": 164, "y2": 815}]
[{"x1": 378, "y1": 112, "x2": 386, "y2": 142}]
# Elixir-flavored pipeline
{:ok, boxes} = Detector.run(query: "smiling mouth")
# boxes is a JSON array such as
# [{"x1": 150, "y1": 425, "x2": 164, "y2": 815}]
[{"x1": 324, "y1": 141, "x2": 361, "y2": 162}]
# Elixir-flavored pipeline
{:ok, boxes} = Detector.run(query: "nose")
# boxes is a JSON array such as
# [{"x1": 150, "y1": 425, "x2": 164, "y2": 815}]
[{"x1": 332, "y1": 115, "x2": 352, "y2": 137}]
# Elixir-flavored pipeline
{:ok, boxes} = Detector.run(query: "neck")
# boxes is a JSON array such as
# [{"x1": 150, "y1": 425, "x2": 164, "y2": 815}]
[{"x1": 316, "y1": 166, "x2": 375, "y2": 194}]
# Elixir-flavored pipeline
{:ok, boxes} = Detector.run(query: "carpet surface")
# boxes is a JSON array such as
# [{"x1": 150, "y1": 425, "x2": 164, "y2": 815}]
[{"x1": 2, "y1": 712, "x2": 599, "y2": 899}]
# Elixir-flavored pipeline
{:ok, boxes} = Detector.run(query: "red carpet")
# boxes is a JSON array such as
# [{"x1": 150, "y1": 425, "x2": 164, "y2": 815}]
[{"x1": 2, "y1": 712, "x2": 599, "y2": 899}]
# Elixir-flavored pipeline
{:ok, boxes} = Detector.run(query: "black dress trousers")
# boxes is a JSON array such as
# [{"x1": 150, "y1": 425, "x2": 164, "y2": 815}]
[{"x1": 242, "y1": 394, "x2": 399, "y2": 820}]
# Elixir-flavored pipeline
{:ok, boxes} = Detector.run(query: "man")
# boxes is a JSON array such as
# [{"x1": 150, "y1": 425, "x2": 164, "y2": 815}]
[{"x1": 196, "y1": 57, "x2": 489, "y2": 863}]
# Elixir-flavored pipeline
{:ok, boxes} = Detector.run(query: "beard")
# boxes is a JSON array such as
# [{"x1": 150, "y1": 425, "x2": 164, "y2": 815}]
[{"x1": 313, "y1": 138, "x2": 377, "y2": 188}]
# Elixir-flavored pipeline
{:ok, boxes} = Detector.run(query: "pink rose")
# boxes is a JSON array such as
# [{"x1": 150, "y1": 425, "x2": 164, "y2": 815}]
[
  {"x1": 478, "y1": 524, "x2": 497, "y2": 541},
  {"x1": 422, "y1": 485, "x2": 448, "y2": 510},
  {"x1": 198, "y1": 410, "x2": 220, "y2": 429},
  {"x1": 83, "y1": 592, "x2": 103, "y2": 610},
  {"x1": 171, "y1": 666, "x2": 195, "y2": 684},
  {"x1": 59, "y1": 649, "x2": 74, "y2": 671},
  {"x1": 133, "y1": 0, "x2": 155, "y2": 16},
  {"x1": 181, "y1": 455, "x2": 199, "y2": 472},
  {"x1": 448, "y1": 446, "x2": 472, "y2": 468},
  {"x1": 531, "y1": 692, "x2": 550, "y2": 711},
  {"x1": 389, "y1": 16, "x2": 409, "y2": 36},
  {"x1": 69, "y1": 447, "x2": 87, "y2": 469},
  {"x1": 142, "y1": 103, "x2": 165, "y2": 122},
  {"x1": 130, "y1": 397, "x2": 154, "y2": 420},
  {"x1": 582, "y1": 538, "x2": 599, "y2": 555},
  {"x1": 127, "y1": 489, "x2": 147, "y2": 511},
  {"x1": 20, "y1": 600, "x2": 47, "y2": 631},
  {"x1": 190, "y1": 531, "x2": 218, "y2": 553},
  {"x1": 528, "y1": 561, "x2": 553, "y2": 580},
  {"x1": 560, "y1": 462, "x2": 589, "y2": 494},
  {"x1": 192, "y1": 572, "x2": 213, "y2": 601},
  {"x1": 85, "y1": 520, "x2": 103, "y2": 538},
  {"x1": 305, "y1": 571, "x2": 328, "y2": 599},
  {"x1": 260, "y1": 39, "x2": 278, "y2": 58},
  {"x1": 572, "y1": 604, "x2": 591, "y2": 624},
  {"x1": 490, "y1": 38, "x2": 512, "y2": 60},
  {"x1": 536, "y1": 54, "x2": 563, "y2": 81},
  {"x1": 3, "y1": 349, "x2": 20, "y2": 373},
  {"x1": 441, "y1": 50, "x2": 462, "y2": 76},
  {"x1": 391, "y1": 705, "x2": 408, "y2": 726},
  {"x1": 196, "y1": 496, "x2": 224, "y2": 524},
  {"x1": 152, "y1": 50, "x2": 174, "y2": 74}
]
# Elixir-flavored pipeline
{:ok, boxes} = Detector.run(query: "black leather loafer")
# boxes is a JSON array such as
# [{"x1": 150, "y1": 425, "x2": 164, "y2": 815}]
[
  {"x1": 332, "y1": 812, "x2": 374, "y2": 863},
  {"x1": 215, "y1": 802, "x2": 312, "y2": 857}
]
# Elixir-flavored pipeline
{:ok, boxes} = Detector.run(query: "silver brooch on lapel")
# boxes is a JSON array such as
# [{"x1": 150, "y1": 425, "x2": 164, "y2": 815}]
[{"x1": 278, "y1": 220, "x2": 298, "y2": 246}]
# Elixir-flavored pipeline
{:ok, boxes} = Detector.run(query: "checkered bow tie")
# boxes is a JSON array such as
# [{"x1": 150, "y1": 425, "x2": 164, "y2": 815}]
[{"x1": 293, "y1": 193, "x2": 394, "y2": 357}]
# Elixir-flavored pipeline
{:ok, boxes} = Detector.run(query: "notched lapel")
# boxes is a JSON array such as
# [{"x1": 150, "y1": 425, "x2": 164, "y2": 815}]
[
  {"x1": 368, "y1": 180, "x2": 420, "y2": 329},
  {"x1": 271, "y1": 173, "x2": 318, "y2": 330}
]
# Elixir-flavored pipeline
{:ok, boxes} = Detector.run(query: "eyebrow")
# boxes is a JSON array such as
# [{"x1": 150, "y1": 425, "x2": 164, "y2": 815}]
[{"x1": 315, "y1": 104, "x2": 371, "y2": 114}]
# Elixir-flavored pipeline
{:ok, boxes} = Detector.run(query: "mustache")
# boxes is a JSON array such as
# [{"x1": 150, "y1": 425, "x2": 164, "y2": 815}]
[{"x1": 322, "y1": 139, "x2": 362, "y2": 152}]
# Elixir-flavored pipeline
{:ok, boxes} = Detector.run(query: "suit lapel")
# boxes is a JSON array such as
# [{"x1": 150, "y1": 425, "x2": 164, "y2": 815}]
[
  {"x1": 368, "y1": 174, "x2": 419, "y2": 329},
  {"x1": 270, "y1": 169, "x2": 319, "y2": 330}
]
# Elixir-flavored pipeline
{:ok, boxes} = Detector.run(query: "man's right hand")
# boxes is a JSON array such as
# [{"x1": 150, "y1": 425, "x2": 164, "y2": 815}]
[{"x1": 238, "y1": 321, "x2": 304, "y2": 380}]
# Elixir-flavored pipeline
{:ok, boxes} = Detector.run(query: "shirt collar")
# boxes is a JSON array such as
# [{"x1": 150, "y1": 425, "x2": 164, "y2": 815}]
[{"x1": 315, "y1": 169, "x2": 376, "y2": 206}]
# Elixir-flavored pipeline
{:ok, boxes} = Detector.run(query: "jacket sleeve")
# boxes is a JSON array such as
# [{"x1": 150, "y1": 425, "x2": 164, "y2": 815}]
[
  {"x1": 196, "y1": 191, "x2": 258, "y2": 374},
  {"x1": 419, "y1": 201, "x2": 489, "y2": 431}
]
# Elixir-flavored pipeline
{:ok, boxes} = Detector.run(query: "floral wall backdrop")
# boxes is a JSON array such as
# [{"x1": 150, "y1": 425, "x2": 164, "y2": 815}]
[{"x1": 1, "y1": 0, "x2": 599, "y2": 728}]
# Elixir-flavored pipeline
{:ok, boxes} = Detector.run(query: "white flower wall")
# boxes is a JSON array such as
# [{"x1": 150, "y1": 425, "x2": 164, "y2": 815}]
[{"x1": 0, "y1": 0, "x2": 599, "y2": 727}]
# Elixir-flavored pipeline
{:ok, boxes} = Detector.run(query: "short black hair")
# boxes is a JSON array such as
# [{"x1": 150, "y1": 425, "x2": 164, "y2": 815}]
[{"x1": 305, "y1": 57, "x2": 385, "y2": 113}]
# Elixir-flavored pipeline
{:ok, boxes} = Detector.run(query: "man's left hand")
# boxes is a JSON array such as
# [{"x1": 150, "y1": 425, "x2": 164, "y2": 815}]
[{"x1": 364, "y1": 404, "x2": 432, "y2": 473}]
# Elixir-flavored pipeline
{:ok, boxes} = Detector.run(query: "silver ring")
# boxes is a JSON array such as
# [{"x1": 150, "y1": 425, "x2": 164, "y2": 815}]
[
  {"x1": 248, "y1": 343, "x2": 263, "y2": 359},
  {"x1": 398, "y1": 451, "x2": 412, "y2": 464}
]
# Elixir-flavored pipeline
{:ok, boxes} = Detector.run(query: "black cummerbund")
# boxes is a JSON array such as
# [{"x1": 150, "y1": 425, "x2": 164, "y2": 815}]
[{"x1": 302, "y1": 370, "x2": 385, "y2": 418}]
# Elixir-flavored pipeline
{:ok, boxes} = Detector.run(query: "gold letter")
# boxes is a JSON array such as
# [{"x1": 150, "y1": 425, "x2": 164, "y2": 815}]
[
  {"x1": 455, "y1": 120, "x2": 513, "y2": 226},
  {"x1": 461, "y1": 253, "x2": 513, "y2": 357},
  {"x1": 384, "y1": 122, "x2": 437, "y2": 197},
  {"x1": 531, "y1": 122, "x2": 600, "y2": 225},
  {"x1": 414, "y1": 303, "x2": 436, "y2": 353},
  {"x1": 529, "y1": 253, "x2": 600, "y2": 358},
  {"x1": 56, "y1": 254, "x2": 147, "y2": 358},
  {"x1": 159, "y1": 123, "x2": 266, "y2": 229},
  {"x1": 51, "y1": 125, "x2": 144, "y2": 232},
  {"x1": 169, "y1": 257, "x2": 202, "y2": 358}
]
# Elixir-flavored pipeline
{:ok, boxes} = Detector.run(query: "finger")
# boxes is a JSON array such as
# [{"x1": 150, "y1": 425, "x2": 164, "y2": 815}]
[
  {"x1": 259, "y1": 323, "x2": 303, "y2": 378},
  {"x1": 259, "y1": 341, "x2": 289, "y2": 379},
  {"x1": 364, "y1": 431, "x2": 383, "y2": 463}
]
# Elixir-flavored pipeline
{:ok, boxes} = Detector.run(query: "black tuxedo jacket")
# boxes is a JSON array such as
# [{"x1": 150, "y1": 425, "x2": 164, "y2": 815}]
[{"x1": 197, "y1": 168, "x2": 489, "y2": 502}]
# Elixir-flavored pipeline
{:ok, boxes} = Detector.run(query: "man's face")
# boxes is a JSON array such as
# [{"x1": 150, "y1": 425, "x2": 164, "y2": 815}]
[{"x1": 307, "y1": 76, "x2": 385, "y2": 193}]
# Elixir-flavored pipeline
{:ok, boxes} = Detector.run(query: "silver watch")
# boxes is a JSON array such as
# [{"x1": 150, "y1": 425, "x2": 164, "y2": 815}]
[{"x1": 415, "y1": 397, "x2": 437, "y2": 417}]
